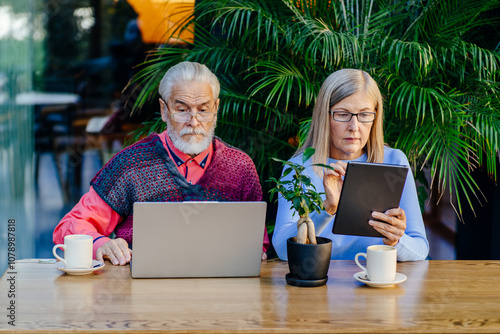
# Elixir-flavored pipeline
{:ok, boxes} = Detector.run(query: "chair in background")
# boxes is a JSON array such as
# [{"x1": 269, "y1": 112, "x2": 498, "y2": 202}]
[
  {"x1": 51, "y1": 106, "x2": 113, "y2": 204},
  {"x1": 34, "y1": 102, "x2": 77, "y2": 196}
]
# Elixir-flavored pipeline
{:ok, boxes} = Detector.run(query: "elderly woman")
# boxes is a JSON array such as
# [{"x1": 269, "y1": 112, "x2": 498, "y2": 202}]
[{"x1": 272, "y1": 69, "x2": 429, "y2": 261}]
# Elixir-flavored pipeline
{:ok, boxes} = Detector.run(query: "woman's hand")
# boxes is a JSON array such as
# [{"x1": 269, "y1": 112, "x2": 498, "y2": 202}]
[
  {"x1": 322, "y1": 161, "x2": 348, "y2": 215},
  {"x1": 96, "y1": 238, "x2": 132, "y2": 265},
  {"x1": 369, "y1": 208, "x2": 407, "y2": 246}
]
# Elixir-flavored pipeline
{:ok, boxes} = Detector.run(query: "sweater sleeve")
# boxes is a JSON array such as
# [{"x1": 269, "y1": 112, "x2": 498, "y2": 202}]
[
  {"x1": 239, "y1": 155, "x2": 263, "y2": 202},
  {"x1": 273, "y1": 192, "x2": 298, "y2": 261},
  {"x1": 392, "y1": 153, "x2": 429, "y2": 261},
  {"x1": 235, "y1": 152, "x2": 269, "y2": 252},
  {"x1": 53, "y1": 186, "x2": 123, "y2": 259}
]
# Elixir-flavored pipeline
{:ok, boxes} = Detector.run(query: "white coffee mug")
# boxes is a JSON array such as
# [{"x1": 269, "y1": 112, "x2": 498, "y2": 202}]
[
  {"x1": 53, "y1": 234, "x2": 93, "y2": 269},
  {"x1": 355, "y1": 245, "x2": 397, "y2": 282}
]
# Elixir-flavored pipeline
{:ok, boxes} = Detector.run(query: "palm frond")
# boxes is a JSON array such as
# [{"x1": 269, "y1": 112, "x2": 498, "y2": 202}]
[
  {"x1": 199, "y1": 0, "x2": 290, "y2": 49},
  {"x1": 396, "y1": 115, "x2": 483, "y2": 217},
  {"x1": 247, "y1": 58, "x2": 318, "y2": 110},
  {"x1": 129, "y1": 47, "x2": 191, "y2": 113},
  {"x1": 388, "y1": 79, "x2": 464, "y2": 125},
  {"x1": 399, "y1": 0, "x2": 500, "y2": 43},
  {"x1": 292, "y1": 17, "x2": 363, "y2": 68},
  {"x1": 386, "y1": 39, "x2": 435, "y2": 80}
]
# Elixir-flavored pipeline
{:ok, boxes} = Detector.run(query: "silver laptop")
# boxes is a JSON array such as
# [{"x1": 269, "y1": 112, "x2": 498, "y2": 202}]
[{"x1": 131, "y1": 201, "x2": 267, "y2": 278}]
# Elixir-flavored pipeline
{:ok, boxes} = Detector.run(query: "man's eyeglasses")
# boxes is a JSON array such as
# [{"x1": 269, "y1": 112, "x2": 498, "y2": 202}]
[
  {"x1": 329, "y1": 111, "x2": 376, "y2": 123},
  {"x1": 163, "y1": 100, "x2": 217, "y2": 123}
]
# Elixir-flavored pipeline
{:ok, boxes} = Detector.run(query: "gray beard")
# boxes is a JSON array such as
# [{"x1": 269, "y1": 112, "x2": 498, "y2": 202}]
[{"x1": 167, "y1": 122, "x2": 216, "y2": 156}]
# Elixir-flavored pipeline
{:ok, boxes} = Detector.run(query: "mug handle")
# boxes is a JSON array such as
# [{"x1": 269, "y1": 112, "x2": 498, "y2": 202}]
[
  {"x1": 355, "y1": 252, "x2": 367, "y2": 273},
  {"x1": 52, "y1": 244, "x2": 66, "y2": 265}
]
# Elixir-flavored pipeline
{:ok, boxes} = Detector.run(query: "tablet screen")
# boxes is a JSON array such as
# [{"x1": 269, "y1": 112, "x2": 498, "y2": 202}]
[{"x1": 332, "y1": 162, "x2": 409, "y2": 238}]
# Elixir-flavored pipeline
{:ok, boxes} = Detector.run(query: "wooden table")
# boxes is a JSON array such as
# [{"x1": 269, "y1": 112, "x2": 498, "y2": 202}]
[{"x1": 1, "y1": 259, "x2": 500, "y2": 333}]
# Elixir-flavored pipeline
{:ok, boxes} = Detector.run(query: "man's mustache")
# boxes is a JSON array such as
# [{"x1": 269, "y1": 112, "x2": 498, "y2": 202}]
[{"x1": 180, "y1": 128, "x2": 207, "y2": 136}]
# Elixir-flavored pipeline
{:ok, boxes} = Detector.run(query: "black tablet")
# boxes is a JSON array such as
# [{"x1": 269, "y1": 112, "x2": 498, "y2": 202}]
[{"x1": 331, "y1": 161, "x2": 409, "y2": 238}]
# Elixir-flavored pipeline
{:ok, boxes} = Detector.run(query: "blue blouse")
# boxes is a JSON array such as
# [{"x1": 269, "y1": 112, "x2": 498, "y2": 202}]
[{"x1": 272, "y1": 146, "x2": 429, "y2": 261}]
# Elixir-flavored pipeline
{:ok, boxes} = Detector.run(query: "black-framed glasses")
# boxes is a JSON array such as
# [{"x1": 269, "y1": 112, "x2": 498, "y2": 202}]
[
  {"x1": 162, "y1": 98, "x2": 217, "y2": 123},
  {"x1": 329, "y1": 110, "x2": 376, "y2": 123}
]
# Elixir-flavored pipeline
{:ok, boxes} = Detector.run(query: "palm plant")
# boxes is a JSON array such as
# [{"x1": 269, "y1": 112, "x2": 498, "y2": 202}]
[{"x1": 131, "y1": 0, "x2": 500, "y2": 220}]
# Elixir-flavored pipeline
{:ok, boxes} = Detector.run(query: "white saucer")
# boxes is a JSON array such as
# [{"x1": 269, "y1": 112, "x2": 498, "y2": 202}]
[
  {"x1": 55, "y1": 260, "x2": 105, "y2": 275},
  {"x1": 354, "y1": 272, "x2": 407, "y2": 288}
]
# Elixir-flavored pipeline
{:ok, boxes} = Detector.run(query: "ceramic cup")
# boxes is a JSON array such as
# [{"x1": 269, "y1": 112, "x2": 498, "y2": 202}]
[
  {"x1": 53, "y1": 234, "x2": 93, "y2": 269},
  {"x1": 355, "y1": 245, "x2": 397, "y2": 282}
]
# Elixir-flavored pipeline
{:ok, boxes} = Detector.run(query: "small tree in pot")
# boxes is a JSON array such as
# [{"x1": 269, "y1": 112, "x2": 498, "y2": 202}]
[{"x1": 268, "y1": 147, "x2": 333, "y2": 286}]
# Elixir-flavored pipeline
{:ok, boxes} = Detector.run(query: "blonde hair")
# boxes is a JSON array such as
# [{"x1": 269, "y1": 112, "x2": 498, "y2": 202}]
[{"x1": 296, "y1": 69, "x2": 384, "y2": 175}]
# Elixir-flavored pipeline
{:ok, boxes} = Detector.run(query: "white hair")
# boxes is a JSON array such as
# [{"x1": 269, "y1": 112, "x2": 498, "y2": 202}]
[{"x1": 158, "y1": 61, "x2": 220, "y2": 101}]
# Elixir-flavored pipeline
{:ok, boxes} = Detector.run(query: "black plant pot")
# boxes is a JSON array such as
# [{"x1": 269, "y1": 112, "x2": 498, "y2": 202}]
[{"x1": 286, "y1": 236, "x2": 332, "y2": 287}]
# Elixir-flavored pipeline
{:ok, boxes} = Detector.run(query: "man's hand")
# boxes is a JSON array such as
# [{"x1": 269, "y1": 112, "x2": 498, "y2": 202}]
[{"x1": 96, "y1": 238, "x2": 132, "y2": 266}]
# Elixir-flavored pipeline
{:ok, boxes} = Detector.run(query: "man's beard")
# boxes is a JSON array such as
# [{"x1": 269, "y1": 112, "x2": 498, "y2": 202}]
[{"x1": 167, "y1": 122, "x2": 216, "y2": 156}]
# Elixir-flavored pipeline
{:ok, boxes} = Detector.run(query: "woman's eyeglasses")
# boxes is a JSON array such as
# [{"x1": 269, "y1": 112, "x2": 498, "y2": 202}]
[{"x1": 329, "y1": 111, "x2": 375, "y2": 123}]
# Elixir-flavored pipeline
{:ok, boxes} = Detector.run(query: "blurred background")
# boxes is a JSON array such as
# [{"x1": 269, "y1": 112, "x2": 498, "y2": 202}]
[
  {"x1": 1, "y1": 0, "x2": 499, "y2": 272},
  {"x1": 0, "y1": 0, "x2": 163, "y2": 271}
]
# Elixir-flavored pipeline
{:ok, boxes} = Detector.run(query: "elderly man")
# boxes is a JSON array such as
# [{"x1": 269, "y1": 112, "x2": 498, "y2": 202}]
[{"x1": 53, "y1": 61, "x2": 269, "y2": 265}]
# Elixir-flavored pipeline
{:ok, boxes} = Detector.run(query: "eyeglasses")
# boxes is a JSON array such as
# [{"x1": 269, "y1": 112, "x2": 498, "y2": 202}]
[
  {"x1": 163, "y1": 99, "x2": 217, "y2": 123},
  {"x1": 329, "y1": 111, "x2": 376, "y2": 123},
  {"x1": 170, "y1": 110, "x2": 217, "y2": 123}
]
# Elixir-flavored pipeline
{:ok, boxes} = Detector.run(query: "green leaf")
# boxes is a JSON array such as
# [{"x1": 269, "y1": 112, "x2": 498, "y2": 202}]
[
  {"x1": 266, "y1": 177, "x2": 277, "y2": 183},
  {"x1": 302, "y1": 147, "x2": 316, "y2": 163},
  {"x1": 297, "y1": 175, "x2": 311, "y2": 186},
  {"x1": 282, "y1": 167, "x2": 293, "y2": 177}
]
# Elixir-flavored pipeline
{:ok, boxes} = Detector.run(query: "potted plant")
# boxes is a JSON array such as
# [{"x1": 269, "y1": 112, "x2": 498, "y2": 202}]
[{"x1": 268, "y1": 147, "x2": 333, "y2": 287}]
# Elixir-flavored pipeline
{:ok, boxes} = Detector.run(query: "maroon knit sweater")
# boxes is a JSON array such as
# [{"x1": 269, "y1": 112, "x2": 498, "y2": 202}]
[{"x1": 90, "y1": 133, "x2": 262, "y2": 244}]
